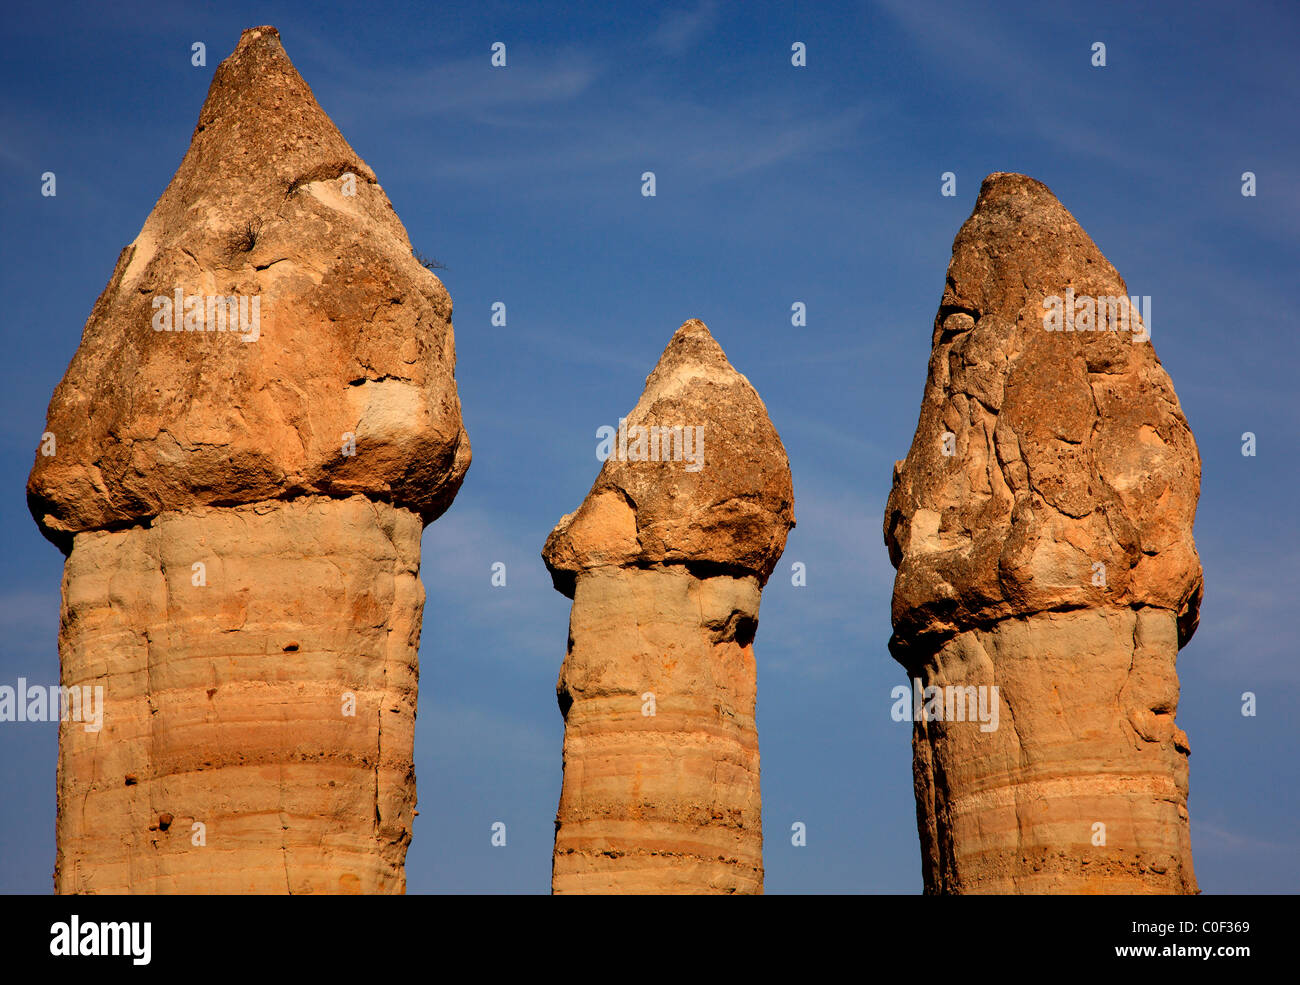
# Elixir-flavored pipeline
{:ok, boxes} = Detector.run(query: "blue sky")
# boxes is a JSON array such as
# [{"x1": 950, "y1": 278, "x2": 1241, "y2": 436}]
[{"x1": 1, "y1": 0, "x2": 1296, "y2": 893}]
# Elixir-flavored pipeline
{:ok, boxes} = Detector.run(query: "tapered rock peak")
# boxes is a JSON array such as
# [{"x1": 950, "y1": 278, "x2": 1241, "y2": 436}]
[
  {"x1": 544, "y1": 318, "x2": 793, "y2": 894},
  {"x1": 885, "y1": 172, "x2": 1202, "y2": 660},
  {"x1": 30, "y1": 29, "x2": 469, "y2": 895},
  {"x1": 884, "y1": 173, "x2": 1203, "y2": 894},
  {"x1": 28, "y1": 26, "x2": 470, "y2": 548},
  {"x1": 543, "y1": 319, "x2": 795, "y2": 596}
]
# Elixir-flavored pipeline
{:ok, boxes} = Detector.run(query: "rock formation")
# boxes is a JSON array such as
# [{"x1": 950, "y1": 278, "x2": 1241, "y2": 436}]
[
  {"x1": 884, "y1": 173, "x2": 1202, "y2": 894},
  {"x1": 28, "y1": 26, "x2": 470, "y2": 893},
  {"x1": 543, "y1": 319, "x2": 794, "y2": 894}
]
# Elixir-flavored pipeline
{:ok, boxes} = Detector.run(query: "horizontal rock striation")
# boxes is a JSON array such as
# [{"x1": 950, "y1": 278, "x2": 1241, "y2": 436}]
[
  {"x1": 544, "y1": 319, "x2": 794, "y2": 894},
  {"x1": 30, "y1": 27, "x2": 469, "y2": 893},
  {"x1": 884, "y1": 173, "x2": 1202, "y2": 894}
]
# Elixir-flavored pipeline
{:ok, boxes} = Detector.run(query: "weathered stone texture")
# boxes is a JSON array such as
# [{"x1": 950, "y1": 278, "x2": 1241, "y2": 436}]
[
  {"x1": 31, "y1": 27, "x2": 469, "y2": 893},
  {"x1": 545, "y1": 319, "x2": 794, "y2": 894},
  {"x1": 884, "y1": 173, "x2": 1201, "y2": 894}
]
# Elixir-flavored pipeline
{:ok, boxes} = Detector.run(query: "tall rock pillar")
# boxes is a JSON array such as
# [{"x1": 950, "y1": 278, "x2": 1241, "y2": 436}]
[
  {"x1": 27, "y1": 27, "x2": 470, "y2": 893},
  {"x1": 543, "y1": 320, "x2": 794, "y2": 894},
  {"x1": 884, "y1": 174, "x2": 1203, "y2": 894}
]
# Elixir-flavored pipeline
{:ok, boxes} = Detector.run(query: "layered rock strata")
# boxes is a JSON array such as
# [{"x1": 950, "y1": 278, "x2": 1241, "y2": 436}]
[
  {"x1": 28, "y1": 26, "x2": 470, "y2": 893},
  {"x1": 543, "y1": 319, "x2": 794, "y2": 894},
  {"x1": 883, "y1": 173, "x2": 1202, "y2": 894}
]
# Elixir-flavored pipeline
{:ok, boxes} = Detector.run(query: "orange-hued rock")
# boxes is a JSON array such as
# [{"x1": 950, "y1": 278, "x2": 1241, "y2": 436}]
[
  {"x1": 29, "y1": 27, "x2": 469, "y2": 893},
  {"x1": 884, "y1": 173, "x2": 1202, "y2": 894},
  {"x1": 57, "y1": 497, "x2": 422, "y2": 893},
  {"x1": 543, "y1": 319, "x2": 794, "y2": 894},
  {"x1": 28, "y1": 26, "x2": 468, "y2": 548}
]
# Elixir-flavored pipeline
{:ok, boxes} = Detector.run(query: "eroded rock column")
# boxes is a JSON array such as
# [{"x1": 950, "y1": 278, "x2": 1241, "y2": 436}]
[
  {"x1": 28, "y1": 27, "x2": 470, "y2": 893},
  {"x1": 883, "y1": 173, "x2": 1203, "y2": 894},
  {"x1": 543, "y1": 320, "x2": 794, "y2": 894}
]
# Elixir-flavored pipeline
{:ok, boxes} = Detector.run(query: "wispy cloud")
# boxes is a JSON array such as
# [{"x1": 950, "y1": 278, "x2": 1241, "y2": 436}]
[
  {"x1": 650, "y1": 1, "x2": 720, "y2": 55},
  {"x1": 281, "y1": 15, "x2": 873, "y2": 189},
  {"x1": 1193, "y1": 819, "x2": 1295, "y2": 855},
  {"x1": 414, "y1": 94, "x2": 872, "y2": 187},
  {"x1": 334, "y1": 54, "x2": 599, "y2": 123}
]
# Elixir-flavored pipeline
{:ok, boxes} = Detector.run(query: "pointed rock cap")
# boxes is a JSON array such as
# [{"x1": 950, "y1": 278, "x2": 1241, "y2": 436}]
[
  {"x1": 543, "y1": 319, "x2": 795, "y2": 597},
  {"x1": 28, "y1": 26, "x2": 469, "y2": 549},
  {"x1": 884, "y1": 173, "x2": 1202, "y2": 662}
]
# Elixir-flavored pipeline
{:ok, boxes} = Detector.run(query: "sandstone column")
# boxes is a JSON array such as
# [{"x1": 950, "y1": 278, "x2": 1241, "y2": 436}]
[
  {"x1": 543, "y1": 320, "x2": 794, "y2": 894},
  {"x1": 27, "y1": 27, "x2": 470, "y2": 894},
  {"x1": 884, "y1": 173, "x2": 1203, "y2": 894}
]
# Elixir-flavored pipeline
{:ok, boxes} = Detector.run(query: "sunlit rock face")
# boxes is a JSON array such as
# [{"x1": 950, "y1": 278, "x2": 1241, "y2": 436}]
[
  {"x1": 884, "y1": 173, "x2": 1202, "y2": 894},
  {"x1": 30, "y1": 27, "x2": 470, "y2": 894},
  {"x1": 544, "y1": 319, "x2": 795, "y2": 895}
]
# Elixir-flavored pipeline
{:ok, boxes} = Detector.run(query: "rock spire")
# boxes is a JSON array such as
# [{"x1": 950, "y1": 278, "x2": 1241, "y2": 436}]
[
  {"x1": 29, "y1": 26, "x2": 470, "y2": 893},
  {"x1": 884, "y1": 173, "x2": 1202, "y2": 894},
  {"x1": 544, "y1": 319, "x2": 794, "y2": 894}
]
